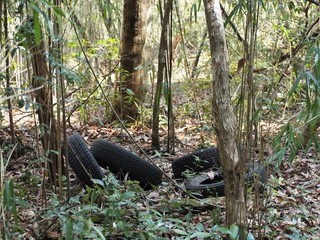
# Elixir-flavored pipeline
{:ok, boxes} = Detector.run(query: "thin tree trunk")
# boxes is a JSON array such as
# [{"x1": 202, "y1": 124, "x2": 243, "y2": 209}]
[
  {"x1": 203, "y1": 0, "x2": 247, "y2": 238},
  {"x1": 4, "y1": 0, "x2": 16, "y2": 149},
  {"x1": 152, "y1": 0, "x2": 173, "y2": 150}
]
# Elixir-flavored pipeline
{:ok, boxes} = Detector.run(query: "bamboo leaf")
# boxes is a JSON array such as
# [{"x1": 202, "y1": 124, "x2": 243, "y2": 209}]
[
  {"x1": 305, "y1": 73, "x2": 311, "y2": 114},
  {"x1": 289, "y1": 72, "x2": 303, "y2": 97},
  {"x1": 32, "y1": 5, "x2": 41, "y2": 47},
  {"x1": 190, "y1": 3, "x2": 197, "y2": 23},
  {"x1": 4, "y1": 181, "x2": 19, "y2": 226},
  {"x1": 306, "y1": 71, "x2": 319, "y2": 87},
  {"x1": 38, "y1": 0, "x2": 65, "y2": 17},
  {"x1": 224, "y1": 1, "x2": 243, "y2": 27}
]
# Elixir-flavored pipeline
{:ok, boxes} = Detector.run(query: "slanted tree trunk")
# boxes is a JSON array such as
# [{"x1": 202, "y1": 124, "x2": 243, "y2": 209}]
[
  {"x1": 115, "y1": 0, "x2": 148, "y2": 121},
  {"x1": 203, "y1": 0, "x2": 247, "y2": 237}
]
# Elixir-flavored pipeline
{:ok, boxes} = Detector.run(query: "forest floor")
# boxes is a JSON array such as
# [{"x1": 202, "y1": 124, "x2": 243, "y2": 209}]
[{"x1": 1, "y1": 108, "x2": 320, "y2": 239}]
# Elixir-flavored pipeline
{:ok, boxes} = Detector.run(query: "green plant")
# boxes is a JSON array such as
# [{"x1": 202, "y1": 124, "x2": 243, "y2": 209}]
[
  {"x1": 181, "y1": 155, "x2": 212, "y2": 179},
  {"x1": 23, "y1": 172, "x2": 250, "y2": 239},
  {"x1": 273, "y1": 46, "x2": 320, "y2": 166},
  {"x1": 0, "y1": 179, "x2": 23, "y2": 239}
]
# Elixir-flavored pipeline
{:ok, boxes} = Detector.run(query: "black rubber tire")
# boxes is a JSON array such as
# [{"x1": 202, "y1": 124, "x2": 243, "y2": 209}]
[
  {"x1": 90, "y1": 139, "x2": 163, "y2": 190},
  {"x1": 185, "y1": 162, "x2": 267, "y2": 198},
  {"x1": 245, "y1": 162, "x2": 267, "y2": 192},
  {"x1": 172, "y1": 147, "x2": 220, "y2": 179},
  {"x1": 67, "y1": 132, "x2": 105, "y2": 187},
  {"x1": 185, "y1": 173, "x2": 225, "y2": 197}
]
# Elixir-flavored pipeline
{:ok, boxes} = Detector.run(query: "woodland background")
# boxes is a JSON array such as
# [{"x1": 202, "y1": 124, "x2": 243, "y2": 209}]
[{"x1": 0, "y1": 0, "x2": 320, "y2": 239}]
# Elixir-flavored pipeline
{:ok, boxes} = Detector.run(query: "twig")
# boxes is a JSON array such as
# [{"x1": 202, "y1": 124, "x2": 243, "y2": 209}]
[
  {"x1": 0, "y1": 86, "x2": 43, "y2": 102},
  {"x1": 277, "y1": 17, "x2": 320, "y2": 83}
]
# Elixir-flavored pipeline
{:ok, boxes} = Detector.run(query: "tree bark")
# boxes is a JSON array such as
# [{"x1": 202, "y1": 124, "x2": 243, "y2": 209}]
[
  {"x1": 203, "y1": 0, "x2": 247, "y2": 237},
  {"x1": 116, "y1": 0, "x2": 148, "y2": 121}
]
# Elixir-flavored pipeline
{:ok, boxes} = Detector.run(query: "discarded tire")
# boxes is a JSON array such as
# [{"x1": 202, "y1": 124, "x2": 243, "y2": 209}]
[
  {"x1": 245, "y1": 162, "x2": 267, "y2": 191},
  {"x1": 185, "y1": 162, "x2": 267, "y2": 197},
  {"x1": 67, "y1": 132, "x2": 105, "y2": 187},
  {"x1": 172, "y1": 147, "x2": 220, "y2": 179},
  {"x1": 90, "y1": 139, "x2": 163, "y2": 190},
  {"x1": 185, "y1": 170, "x2": 225, "y2": 197}
]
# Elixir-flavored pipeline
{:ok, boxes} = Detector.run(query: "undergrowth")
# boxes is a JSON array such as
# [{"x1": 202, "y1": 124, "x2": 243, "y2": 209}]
[{"x1": 1, "y1": 172, "x2": 249, "y2": 240}]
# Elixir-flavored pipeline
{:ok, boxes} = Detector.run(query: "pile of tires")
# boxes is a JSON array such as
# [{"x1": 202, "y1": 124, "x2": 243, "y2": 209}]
[
  {"x1": 67, "y1": 132, "x2": 267, "y2": 196},
  {"x1": 171, "y1": 147, "x2": 267, "y2": 197},
  {"x1": 67, "y1": 132, "x2": 163, "y2": 190}
]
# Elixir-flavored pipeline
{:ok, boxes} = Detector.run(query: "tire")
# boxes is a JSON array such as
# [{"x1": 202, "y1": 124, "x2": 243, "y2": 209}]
[
  {"x1": 172, "y1": 147, "x2": 220, "y2": 179},
  {"x1": 90, "y1": 139, "x2": 163, "y2": 190},
  {"x1": 185, "y1": 162, "x2": 267, "y2": 198},
  {"x1": 185, "y1": 172, "x2": 225, "y2": 197},
  {"x1": 245, "y1": 162, "x2": 267, "y2": 192},
  {"x1": 67, "y1": 132, "x2": 105, "y2": 187}
]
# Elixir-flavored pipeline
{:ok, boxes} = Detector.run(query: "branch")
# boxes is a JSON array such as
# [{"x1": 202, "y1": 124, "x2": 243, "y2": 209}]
[
  {"x1": 220, "y1": 3, "x2": 245, "y2": 43},
  {"x1": 0, "y1": 86, "x2": 43, "y2": 102},
  {"x1": 306, "y1": 0, "x2": 320, "y2": 6},
  {"x1": 276, "y1": 17, "x2": 320, "y2": 82}
]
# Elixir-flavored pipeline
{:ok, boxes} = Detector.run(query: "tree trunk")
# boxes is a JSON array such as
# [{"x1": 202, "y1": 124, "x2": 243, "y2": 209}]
[
  {"x1": 115, "y1": 0, "x2": 148, "y2": 121},
  {"x1": 27, "y1": 17, "x2": 59, "y2": 189},
  {"x1": 203, "y1": 0, "x2": 247, "y2": 238},
  {"x1": 151, "y1": 0, "x2": 173, "y2": 150}
]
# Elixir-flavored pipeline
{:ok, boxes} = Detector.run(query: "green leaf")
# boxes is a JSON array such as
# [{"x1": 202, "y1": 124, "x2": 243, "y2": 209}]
[
  {"x1": 50, "y1": 150, "x2": 60, "y2": 155},
  {"x1": 4, "y1": 181, "x2": 19, "y2": 225},
  {"x1": 32, "y1": 5, "x2": 41, "y2": 47},
  {"x1": 196, "y1": 223, "x2": 204, "y2": 231},
  {"x1": 126, "y1": 88, "x2": 135, "y2": 96},
  {"x1": 190, "y1": 232, "x2": 212, "y2": 238},
  {"x1": 190, "y1": 3, "x2": 197, "y2": 23},
  {"x1": 167, "y1": 218, "x2": 184, "y2": 224},
  {"x1": 289, "y1": 72, "x2": 303, "y2": 97},
  {"x1": 82, "y1": 205, "x2": 99, "y2": 212},
  {"x1": 224, "y1": 2, "x2": 242, "y2": 27},
  {"x1": 229, "y1": 224, "x2": 239, "y2": 240},
  {"x1": 307, "y1": 71, "x2": 319, "y2": 87},
  {"x1": 18, "y1": 98, "x2": 25, "y2": 108},
  {"x1": 65, "y1": 219, "x2": 73, "y2": 240},
  {"x1": 120, "y1": 191, "x2": 135, "y2": 200},
  {"x1": 91, "y1": 178, "x2": 105, "y2": 187},
  {"x1": 215, "y1": 226, "x2": 232, "y2": 235},
  {"x1": 173, "y1": 229, "x2": 188, "y2": 236}
]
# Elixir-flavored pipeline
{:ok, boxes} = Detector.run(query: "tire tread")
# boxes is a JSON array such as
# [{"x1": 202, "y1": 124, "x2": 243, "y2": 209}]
[
  {"x1": 91, "y1": 139, "x2": 163, "y2": 189},
  {"x1": 67, "y1": 132, "x2": 104, "y2": 187}
]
